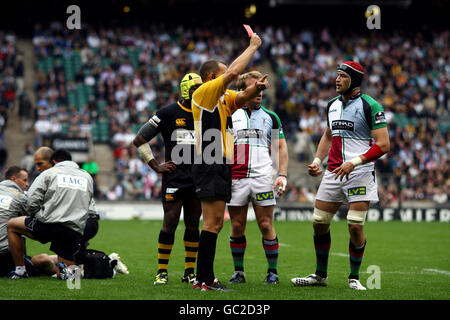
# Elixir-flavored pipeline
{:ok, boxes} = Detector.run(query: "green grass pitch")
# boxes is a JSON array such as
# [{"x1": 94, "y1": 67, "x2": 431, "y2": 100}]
[{"x1": 0, "y1": 219, "x2": 449, "y2": 300}]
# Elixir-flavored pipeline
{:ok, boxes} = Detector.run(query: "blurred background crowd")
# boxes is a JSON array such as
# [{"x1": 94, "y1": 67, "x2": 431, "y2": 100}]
[{"x1": 1, "y1": 1, "x2": 448, "y2": 208}]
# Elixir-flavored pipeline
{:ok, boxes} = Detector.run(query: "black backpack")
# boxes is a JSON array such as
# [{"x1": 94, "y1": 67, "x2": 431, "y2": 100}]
[{"x1": 78, "y1": 249, "x2": 117, "y2": 279}]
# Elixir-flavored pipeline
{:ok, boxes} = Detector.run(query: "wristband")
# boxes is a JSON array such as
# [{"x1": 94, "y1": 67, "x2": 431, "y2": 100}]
[
  {"x1": 350, "y1": 156, "x2": 363, "y2": 167},
  {"x1": 312, "y1": 157, "x2": 322, "y2": 166},
  {"x1": 278, "y1": 174, "x2": 287, "y2": 178},
  {"x1": 362, "y1": 144, "x2": 384, "y2": 162},
  {"x1": 137, "y1": 143, "x2": 154, "y2": 163}
]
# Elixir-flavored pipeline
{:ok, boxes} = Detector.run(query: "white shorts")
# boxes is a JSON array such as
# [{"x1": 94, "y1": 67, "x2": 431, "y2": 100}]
[
  {"x1": 227, "y1": 175, "x2": 276, "y2": 207},
  {"x1": 315, "y1": 170, "x2": 379, "y2": 204}
]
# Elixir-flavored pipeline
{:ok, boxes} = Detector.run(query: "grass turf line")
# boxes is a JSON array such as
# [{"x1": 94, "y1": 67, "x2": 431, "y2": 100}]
[{"x1": 0, "y1": 220, "x2": 449, "y2": 300}]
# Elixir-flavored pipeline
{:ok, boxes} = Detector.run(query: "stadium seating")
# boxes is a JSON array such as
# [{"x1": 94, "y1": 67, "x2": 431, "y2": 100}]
[{"x1": 28, "y1": 24, "x2": 449, "y2": 205}]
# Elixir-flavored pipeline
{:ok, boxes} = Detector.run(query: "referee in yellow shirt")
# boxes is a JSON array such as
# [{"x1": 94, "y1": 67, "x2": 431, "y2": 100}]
[{"x1": 191, "y1": 33, "x2": 269, "y2": 291}]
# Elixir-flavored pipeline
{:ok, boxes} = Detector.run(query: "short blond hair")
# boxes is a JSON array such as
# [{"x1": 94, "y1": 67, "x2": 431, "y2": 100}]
[{"x1": 236, "y1": 71, "x2": 263, "y2": 91}]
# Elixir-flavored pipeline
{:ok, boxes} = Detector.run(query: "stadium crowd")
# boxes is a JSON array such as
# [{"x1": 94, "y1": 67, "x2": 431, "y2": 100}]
[
  {"x1": 269, "y1": 27, "x2": 449, "y2": 206},
  {"x1": 0, "y1": 31, "x2": 23, "y2": 173},
  {"x1": 26, "y1": 23, "x2": 450, "y2": 206}
]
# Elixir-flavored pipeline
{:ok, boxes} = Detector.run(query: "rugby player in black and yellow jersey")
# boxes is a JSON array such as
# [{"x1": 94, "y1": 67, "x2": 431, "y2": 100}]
[
  {"x1": 133, "y1": 73, "x2": 202, "y2": 285},
  {"x1": 191, "y1": 33, "x2": 270, "y2": 291}
]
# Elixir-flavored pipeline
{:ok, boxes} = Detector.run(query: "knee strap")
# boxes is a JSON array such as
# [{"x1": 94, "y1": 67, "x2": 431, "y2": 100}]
[
  {"x1": 313, "y1": 208, "x2": 335, "y2": 224},
  {"x1": 347, "y1": 210, "x2": 367, "y2": 225}
]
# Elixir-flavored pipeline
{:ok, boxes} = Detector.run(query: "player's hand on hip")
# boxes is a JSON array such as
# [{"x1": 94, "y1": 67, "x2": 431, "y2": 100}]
[
  {"x1": 154, "y1": 160, "x2": 176, "y2": 174},
  {"x1": 274, "y1": 176, "x2": 287, "y2": 197},
  {"x1": 331, "y1": 162, "x2": 354, "y2": 181},
  {"x1": 249, "y1": 33, "x2": 262, "y2": 49},
  {"x1": 307, "y1": 163, "x2": 323, "y2": 177}
]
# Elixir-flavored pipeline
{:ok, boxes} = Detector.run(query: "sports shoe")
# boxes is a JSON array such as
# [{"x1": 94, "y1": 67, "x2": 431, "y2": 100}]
[
  {"x1": 228, "y1": 271, "x2": 246, "y2": 284},
  {"x1": 348, "y1": 278, "x2": 367, "y2": 290},
  {"x1": 154, "y1": 272, "x2": 168, "y2": 285},
  {"x1": 57, "y1": 262, "x2": 75, "y2": 281},
  {"x1": 181, "y1": 273, "x2": 196, "y2": 284},
  {"x1": 192, "y1": 280, "x2": 202, "y2": 289},
  {"x1": 108, "y1": 253, "x2": 129, "y2": 275},
  {"x1": 291, "y1": 274, "x2": 328, "y2": 287},
  {"x1": 8, "y1": 270, "x2": 29, "y2": 279},
  {"x1": 264, "y1": 271, "x2": 279, "y2": 284},
  {"x1": 201, "y1": 278, "x2": 233, "y2": 291}
]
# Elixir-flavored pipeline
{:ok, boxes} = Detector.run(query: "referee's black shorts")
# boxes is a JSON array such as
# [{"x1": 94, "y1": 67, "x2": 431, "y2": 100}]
[
  {"x1": 192, "y1": 163, "x2": 232, "y2": 202},
  {"x1": 25, "y1": 217, "x2": 82, "y2": 262}
]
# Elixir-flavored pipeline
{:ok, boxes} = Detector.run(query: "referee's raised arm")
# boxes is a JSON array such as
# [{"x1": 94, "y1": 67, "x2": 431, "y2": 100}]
[{"x1": 222, "y1": 33, "x2": 262, "y2": 88}]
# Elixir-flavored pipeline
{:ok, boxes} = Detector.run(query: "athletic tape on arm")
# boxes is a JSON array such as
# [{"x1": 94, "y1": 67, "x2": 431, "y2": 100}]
[{"x1": 138, "y1": 143, "x2": 154, "y2": 164}]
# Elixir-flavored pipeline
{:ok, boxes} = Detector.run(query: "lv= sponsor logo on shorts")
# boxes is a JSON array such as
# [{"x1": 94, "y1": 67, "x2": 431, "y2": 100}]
[
  {"x1": 256, "y1": 191, "x2": 274, "y2": 201},
  {"x1": 348, "y1": 186, "x2": 367, "y2": 196}
]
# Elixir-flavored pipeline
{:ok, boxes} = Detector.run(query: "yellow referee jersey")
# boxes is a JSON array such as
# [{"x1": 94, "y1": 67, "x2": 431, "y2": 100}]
[{"x1": 191, "y1": 75, "x2": 240, "y2": 162}]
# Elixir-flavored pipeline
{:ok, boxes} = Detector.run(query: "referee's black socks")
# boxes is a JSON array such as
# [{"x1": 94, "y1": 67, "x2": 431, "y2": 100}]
[{"x1": 196, "y1": 230, "x2": 217, "y2": 285}]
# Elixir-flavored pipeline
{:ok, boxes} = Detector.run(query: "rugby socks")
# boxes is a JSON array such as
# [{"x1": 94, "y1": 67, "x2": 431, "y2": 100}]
[
  {"x1": 15, "y1": 266, "x2": 26, "y2": 276},
  {"x1": 263, "y1": 237, "x2": 279, "y2": 274},
  {"x1": 196, "y1": 230, "x2": 217, "y2": 285},
  {"x1": 314, "y1": 231, "x2": 331, "y2": 278},
  {"x1": 183, "y1": 229, "x2": 199, "y2": 275},
  {"x1": 230, "y1": 235, "x2": 247, "y2": 273},
  {"x1": 157, "y1": 230, "x2": 174, "y2": 273},
  {"x1": 349, "y1": 239, "x2": 366, "y2": 280}
]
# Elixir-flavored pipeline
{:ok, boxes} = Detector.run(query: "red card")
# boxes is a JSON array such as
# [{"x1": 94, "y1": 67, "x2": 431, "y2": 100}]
[{"x1": 243, "y1": 24, "x2": 254, "y2": 37}]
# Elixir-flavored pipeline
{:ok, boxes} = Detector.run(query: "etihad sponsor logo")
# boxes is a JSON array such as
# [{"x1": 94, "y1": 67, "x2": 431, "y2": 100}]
[
  {"x1": 332, "y1": 120, "x2": 354, "y2": 131},
  {"x1": 236, "y1": 129, "x2": 264, "y2": 139},
  {"x1": 348, "y1": 186, "x2": 366, "y2": 196}
]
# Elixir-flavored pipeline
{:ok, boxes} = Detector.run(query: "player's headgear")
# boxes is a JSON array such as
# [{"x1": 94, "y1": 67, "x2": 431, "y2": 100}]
[
  {"x1": 337, "y1": 61, "x2": 365, "y2": 93},
  {"x1": 180, "y1": 73, "x2": 202, "y2": 100}
]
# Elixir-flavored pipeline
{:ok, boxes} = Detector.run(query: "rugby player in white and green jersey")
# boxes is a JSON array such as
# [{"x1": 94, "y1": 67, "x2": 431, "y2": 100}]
[
  {"x1": 227, "y1": 71, "x2": 288, "y2": 285},
  {"x1": 291, "y1": 61, "x2": 390, "y2": 290}
]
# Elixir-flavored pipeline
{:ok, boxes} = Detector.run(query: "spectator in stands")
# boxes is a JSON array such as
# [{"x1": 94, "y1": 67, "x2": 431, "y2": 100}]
[
  {"x1": 30, "y1": 23, "x2": 449, "y2": 205},
  {"x1": 18, "y1": 93, "x2": 34, "y2": 133},
  {"x1": 0, "y1": 140, "x2": 7, "y2": 174},
  {"x1": 14, "y1": 54, "x2": 24, "y2": 95},
  {"x1": 20, "y1": 144, "x2": 35, "y2": 173}
]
